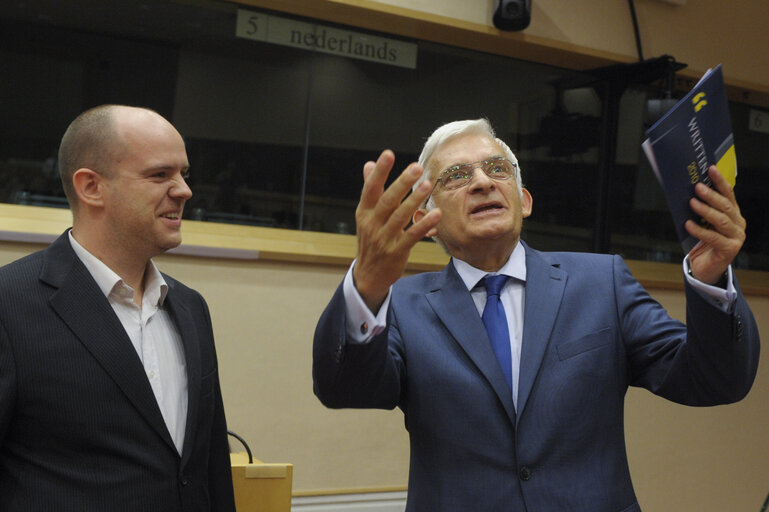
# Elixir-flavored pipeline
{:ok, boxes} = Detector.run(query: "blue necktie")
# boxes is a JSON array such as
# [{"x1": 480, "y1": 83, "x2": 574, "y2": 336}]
[{"x1": 482, "y1": 275, "x2": 512, "y2": 391}]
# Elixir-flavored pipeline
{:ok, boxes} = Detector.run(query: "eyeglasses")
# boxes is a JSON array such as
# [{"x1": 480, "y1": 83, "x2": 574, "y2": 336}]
[{"x1": 433, "y1": 157, "x2": 516, "y2": 191}]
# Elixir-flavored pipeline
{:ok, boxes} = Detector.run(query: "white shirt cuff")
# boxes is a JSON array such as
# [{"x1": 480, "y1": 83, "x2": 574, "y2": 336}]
[
  {"x1": 682, "y1": 256, "x2": 737, "y2": 313},
  {"x1": 343, "y1": 260, "x2": 391, "y2": 343}
]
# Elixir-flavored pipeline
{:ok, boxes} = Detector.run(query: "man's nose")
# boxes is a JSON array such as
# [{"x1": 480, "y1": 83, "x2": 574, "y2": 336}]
[
  {"x1": 170, "y1": 174, "x2": 193, "y2": 200},
  {"x1": 468, "y1": 167, "x2": 494, "y2": 190}
]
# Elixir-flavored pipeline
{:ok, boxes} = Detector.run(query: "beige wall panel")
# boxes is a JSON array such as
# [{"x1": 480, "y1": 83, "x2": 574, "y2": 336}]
[
  {"x1": 625, "y1": 290, "x2": 769, "y2": 510},
  {"x1": 149, "y1": 254, "x2": 413, "y2": 492}
]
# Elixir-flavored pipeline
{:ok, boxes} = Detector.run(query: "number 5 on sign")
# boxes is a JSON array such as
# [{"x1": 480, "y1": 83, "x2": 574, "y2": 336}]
[{"x1": 236, "y1": 10, "x2": 268, "y2": 41}]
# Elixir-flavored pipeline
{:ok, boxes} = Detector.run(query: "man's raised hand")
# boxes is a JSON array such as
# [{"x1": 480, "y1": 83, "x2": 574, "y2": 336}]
[{"x1": 352, "y1": 150, "x2": 441, "y2": 312}]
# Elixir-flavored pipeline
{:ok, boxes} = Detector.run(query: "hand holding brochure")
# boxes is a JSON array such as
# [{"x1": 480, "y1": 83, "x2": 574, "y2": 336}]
[{"x1": 642, "y1": 64, "x2": 737, "y2": 252}]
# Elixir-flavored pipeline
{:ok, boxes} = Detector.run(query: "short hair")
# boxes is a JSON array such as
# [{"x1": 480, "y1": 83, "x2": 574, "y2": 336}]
[
  {"x1": 57, "y1": 105, "x2": 123, "y2": 209},
  {"x1": 414, "y1": 118, "x2": 523, "y2": 209}
]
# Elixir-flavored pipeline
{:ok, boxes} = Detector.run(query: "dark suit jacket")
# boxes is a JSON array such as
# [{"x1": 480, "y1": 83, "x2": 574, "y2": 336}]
[
  {"x1": 0, "y1": 232, "x2": 235, "y2": 511},
  {"x1": 313, "y1": 243, "x2": 760, "y2": 512}
]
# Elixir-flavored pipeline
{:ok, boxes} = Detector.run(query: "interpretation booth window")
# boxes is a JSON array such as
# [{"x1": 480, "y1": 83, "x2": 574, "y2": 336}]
[{"x1": 0, "y1": 0, "x2": 767, "y2": 269}]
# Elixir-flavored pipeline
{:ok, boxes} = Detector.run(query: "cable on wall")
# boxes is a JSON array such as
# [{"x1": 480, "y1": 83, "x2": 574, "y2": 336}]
[{"x1": 628, "y1": 0, "x2": 644, "y2": 61}]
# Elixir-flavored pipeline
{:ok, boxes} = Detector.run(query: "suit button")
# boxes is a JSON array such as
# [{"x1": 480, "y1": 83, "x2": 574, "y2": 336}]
[
  {"x1": 519, "y1": 466, "x2": 532, "y2": 481},
  {"x1": 181, "y1": 478, "x2": 189, "y2": 486},
  {"x1": 335, "y1": 343, "x2": 344, "y2": 362}
]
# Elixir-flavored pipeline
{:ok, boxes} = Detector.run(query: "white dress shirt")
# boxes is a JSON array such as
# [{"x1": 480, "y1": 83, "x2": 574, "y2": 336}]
[
  {"x1": 682, "y1": 255, "x2": 737, "y2": 313},
  {"x1": 69, "y1": 232, "x2": 188, "y2": 454}
]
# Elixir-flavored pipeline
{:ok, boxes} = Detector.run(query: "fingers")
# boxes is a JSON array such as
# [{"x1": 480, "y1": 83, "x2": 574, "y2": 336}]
[
  {"x1": 684, "y1": 166, "x2": 746, "y2": 279},
  {"x1": 707, "y1": 165, "x2": 736, "y2": 203},
  {"x1": 689, "y1": 166, "x2": 746, "y2": 238},
  {"x1": 684, "y1": 217, "x2": 741, "y2": 252},
  {"x1": 374, "y1": 163, "x2": 424, "y2": 219},
  {"x1": 359, "y1": 150, "x2": 396, "y2": 210},
  {"x1": 352, "y1": 152, "x2": 441, "y2": 311},
  {"x1": 362, "y1": 160, "x2": 376, "y2": 181},
  {"x1": 378, "y1": 167, "x2": 433, "y2": 232},
  {"x1": 355, "y1": 149, "x2": 440, "y2": 258},
  {"x1": 359, "y1": 151, "x2": 433, "y2": 222},
  {"x1": 358, "y1": 148, "x2": 434, "y2": 230},
  {"x1": 701, "y1": 166, "x2": 742, "y2": 223}
]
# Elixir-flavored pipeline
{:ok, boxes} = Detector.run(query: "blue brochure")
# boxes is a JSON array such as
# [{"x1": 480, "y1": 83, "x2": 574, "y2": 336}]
[{"x1": 642, "y1": 64, "x2": 737, "y2": 252}]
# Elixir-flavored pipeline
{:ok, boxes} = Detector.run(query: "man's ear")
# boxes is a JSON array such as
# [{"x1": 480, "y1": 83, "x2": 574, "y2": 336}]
[
  {"x1": 71, "y1": 168, "x2": 105, "y2": 208},
  {"x1": 413, "y1": 208, "x2": 427, "y2": 225},
  {"x1": 521, "y1": 187, "x2": 533, "y2": 218}
]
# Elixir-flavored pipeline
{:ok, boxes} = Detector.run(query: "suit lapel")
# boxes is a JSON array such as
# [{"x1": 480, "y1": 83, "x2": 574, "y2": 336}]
[
  {"x1": 516, "y1": 245, "x2": 567, "y2": 419},
  {"x1": 42, "y1": 233, "x2": 177, "y2": 454},
  {"x1": 425, "y1": 263, "x2": 516, "y2": 426},
  {"x1": 164, "y1": 288, "x2": 202, "y2": 465}
]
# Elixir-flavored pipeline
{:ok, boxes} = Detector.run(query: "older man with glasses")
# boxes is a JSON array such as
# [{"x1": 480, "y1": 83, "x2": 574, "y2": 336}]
[{"x1": 312, "y1": 118, "x2": 759, "y2": 512}]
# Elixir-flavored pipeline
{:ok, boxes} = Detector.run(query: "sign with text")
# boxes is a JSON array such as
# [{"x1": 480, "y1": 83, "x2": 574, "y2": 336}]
[{"x1": 236, "y1": 9, "x2": 417, "y2": 69}]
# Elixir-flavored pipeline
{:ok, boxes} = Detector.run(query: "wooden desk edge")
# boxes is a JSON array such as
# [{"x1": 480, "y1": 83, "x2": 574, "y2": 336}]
[{"x1": 2, "y1": 203, "x2": 768, "y2": 295}]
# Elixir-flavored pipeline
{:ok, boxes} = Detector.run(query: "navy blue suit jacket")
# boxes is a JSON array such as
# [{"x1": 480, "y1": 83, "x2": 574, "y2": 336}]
[
  {"x1": 0, "y1": 232, "x2": 235, "y2": 511},
  {"x1": 313, "y1": 243, "x2": 759, "y2": 512}
]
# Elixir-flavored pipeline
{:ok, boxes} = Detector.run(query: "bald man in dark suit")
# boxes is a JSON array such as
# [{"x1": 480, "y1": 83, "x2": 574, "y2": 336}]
[{"x1": 0, "y1": 105, "x2": 235, "y2": 511}]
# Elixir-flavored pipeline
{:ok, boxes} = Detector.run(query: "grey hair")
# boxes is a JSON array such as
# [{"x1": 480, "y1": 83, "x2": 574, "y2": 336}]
[{"x1": 414, "y1": 118, "x2": 523, "y2": 210}]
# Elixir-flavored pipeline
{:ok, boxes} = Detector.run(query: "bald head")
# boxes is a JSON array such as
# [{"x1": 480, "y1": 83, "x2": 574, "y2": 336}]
[{"x1": 57, "y1": 105, "x2": 169, "y2": 211}]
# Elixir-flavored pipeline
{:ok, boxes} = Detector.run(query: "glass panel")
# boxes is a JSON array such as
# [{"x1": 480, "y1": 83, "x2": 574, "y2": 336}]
[
  {"x1": 729, "y1": 102, "x2": 769, "y2": 270},
  {"x1": 607, "y1": 87, "x2": 683, "y2": 263},
  {"x1": 608, "y1": 86, "x2": 769, "y2": 270},
  {"x1": 0, "y1": 18, "x2": 180, "y2": 208},
  {"x1": 0, "y1": 0, "x2": 311, "y2": 229},
  {"x1": 304, "y1": 42, "x2": 602, "y2": 246},
  {"x1": 0, "y1": 0, "x2": 766, "y2": 270},
  {"x1": 173, "y1": 42, "x2": 311, "y2": 229}
]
